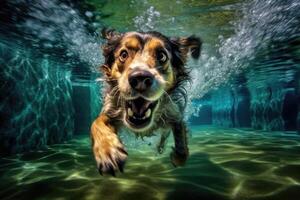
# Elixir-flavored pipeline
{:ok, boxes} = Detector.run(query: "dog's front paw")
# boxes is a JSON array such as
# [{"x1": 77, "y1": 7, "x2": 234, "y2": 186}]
[
  {"x1": 170, "y1": 147, "x2": 188, "y2": 167},
  {"x1": 93, "y1": 138, "x2": 128, "y2": 176}
]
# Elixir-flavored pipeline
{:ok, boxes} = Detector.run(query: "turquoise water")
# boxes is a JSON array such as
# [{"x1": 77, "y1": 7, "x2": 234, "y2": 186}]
[{"x1": 0, "y1": 0, "x2": 300, "y2": 199}]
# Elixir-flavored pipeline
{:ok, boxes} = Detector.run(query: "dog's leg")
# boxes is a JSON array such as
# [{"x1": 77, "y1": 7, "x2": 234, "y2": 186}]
[
  {"x1": 91, "y1": 114, "x2": 127, "y2": 176},
  {"x1": 170, "y1": 121, "x2": 189, "y2": 167},
  {"x1": 157, "y1": 129, "x2": 171, "y2": 154}
]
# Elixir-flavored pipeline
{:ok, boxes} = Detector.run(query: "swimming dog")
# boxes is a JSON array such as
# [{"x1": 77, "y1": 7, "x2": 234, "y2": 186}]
[{"x1": 91, "y1": 29, "x2": 202, "y2": 176}]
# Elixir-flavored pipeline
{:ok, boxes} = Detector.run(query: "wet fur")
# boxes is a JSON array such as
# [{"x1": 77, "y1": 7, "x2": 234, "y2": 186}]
[{"x1": 91, "y1": 28, "x2": 202, "y2": 175}]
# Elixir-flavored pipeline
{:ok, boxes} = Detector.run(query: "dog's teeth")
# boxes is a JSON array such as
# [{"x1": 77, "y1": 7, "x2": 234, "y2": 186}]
[
  {"x1": 145, "y1": 109, "x2": 151, "y2": 118},
  {"x1": 128, "y1": 108, "x2": 133, "y2": 117}
]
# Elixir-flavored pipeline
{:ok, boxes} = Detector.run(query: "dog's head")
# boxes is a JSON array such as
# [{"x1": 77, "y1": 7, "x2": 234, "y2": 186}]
[{"x1": 100, "y1": 29, "x2": 202, "y2": 131}]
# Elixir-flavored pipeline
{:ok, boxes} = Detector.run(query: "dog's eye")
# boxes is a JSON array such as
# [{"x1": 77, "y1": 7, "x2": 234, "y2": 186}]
[
  {"x1": 157, "y1": 51, "x2": 168, "y2": 63},
  {"x1": 119, "y1": 50, "x2": 128, "y2": 62}
]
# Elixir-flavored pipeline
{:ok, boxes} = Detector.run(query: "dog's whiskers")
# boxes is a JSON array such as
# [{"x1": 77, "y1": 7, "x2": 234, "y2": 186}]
[
  {"x1": 162, "y1": 89, "x2": 177, "y2": 106},
  {"x1": 109, "y1": 86, "x2": 122, "y2": 107},
  {"x1": 160, "y1": 115, "x2": 166, "y2": 126},
  {"x1": 110, "y1": 86, "x2": 118, "y2": 97},
  {"x1": 118, "y1": 95, "x2": 125, "y2": 108}
]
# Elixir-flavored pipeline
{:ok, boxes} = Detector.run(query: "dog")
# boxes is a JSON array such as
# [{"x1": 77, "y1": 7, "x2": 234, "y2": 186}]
[{"x1": 91, "y1": 28, "x2": 202, "y2": 176}]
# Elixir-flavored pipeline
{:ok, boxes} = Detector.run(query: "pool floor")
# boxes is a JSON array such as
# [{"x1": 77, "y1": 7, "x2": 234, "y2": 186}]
[{"x1": 1, "y1": 126, "x2": 300, "y2": 200}]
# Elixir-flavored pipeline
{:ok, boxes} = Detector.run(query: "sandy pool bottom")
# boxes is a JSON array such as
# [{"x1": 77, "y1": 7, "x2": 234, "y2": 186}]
[{"x1": 1, "y1": 126, "x2": 300, "y2": 200}]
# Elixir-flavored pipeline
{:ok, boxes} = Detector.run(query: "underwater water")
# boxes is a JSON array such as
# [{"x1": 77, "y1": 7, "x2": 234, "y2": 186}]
[
  {"x1": 0, "y1": 0, "x2": 299, "y2": 199},
  {"x1": 1, "y1": 127, "x2": 300, "y2": 200}
]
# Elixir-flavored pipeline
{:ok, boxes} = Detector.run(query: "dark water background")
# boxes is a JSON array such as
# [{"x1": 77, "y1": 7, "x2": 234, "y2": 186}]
[{"x1": 0, "y1": 0, "x2": 300, "y2": 199}]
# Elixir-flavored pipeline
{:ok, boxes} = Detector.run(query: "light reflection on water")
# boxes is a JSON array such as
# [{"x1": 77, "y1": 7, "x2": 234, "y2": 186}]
[
  {"x1": 1, "y1": 126, "x2": 300, "y2": 200},
  {"x1": 0, "y1": 0, "x2": 300, "y2": 199},
  {"x1": 2, "y1": 0, "x2": 299, "y2": 111}
]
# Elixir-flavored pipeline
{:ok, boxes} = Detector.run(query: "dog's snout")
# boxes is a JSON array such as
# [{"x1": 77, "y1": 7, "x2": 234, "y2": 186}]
[{"x1": 129, "y1": 70, "x2": 154, "y2": 91}]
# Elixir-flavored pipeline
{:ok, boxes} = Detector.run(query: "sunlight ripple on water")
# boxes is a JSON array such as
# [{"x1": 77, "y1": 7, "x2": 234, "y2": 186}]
[{"x1": 15, "y1": 0, "x2": 300, "y2": 120}]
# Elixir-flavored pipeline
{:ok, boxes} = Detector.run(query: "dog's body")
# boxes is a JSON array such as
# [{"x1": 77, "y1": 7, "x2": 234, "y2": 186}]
[{"x1": 91, "y1": 29, "x2": 202, "y2": 175}]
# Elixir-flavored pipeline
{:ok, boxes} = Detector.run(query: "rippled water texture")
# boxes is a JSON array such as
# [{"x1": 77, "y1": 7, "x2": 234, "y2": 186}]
[
  {"x1": 1, "y1": 127, "x2": 300, "y2": 200},
  {"x1": 1, "y1": 0, "x2": 300, "y2": 199}
]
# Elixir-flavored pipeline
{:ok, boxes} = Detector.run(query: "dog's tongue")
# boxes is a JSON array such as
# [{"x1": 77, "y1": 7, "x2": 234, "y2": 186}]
[{"x1": 131, "y1": 98, "x2": 151, "y2": 116}]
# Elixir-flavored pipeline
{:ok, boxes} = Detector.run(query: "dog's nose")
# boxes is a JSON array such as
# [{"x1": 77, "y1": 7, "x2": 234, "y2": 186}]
[{"x1": 128, "y1": 70, "x2": 154, "y2": 91}]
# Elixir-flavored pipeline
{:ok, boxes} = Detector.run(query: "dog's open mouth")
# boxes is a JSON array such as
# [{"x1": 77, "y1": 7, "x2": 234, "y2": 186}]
[{"x1": 125, "y1": 97, "x2": 158, "y2": 129}]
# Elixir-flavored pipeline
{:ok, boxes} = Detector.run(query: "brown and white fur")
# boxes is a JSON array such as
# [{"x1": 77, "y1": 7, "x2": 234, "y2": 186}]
[{"x1": 91, "y1": 29, "x2": 202, "y2": 176}]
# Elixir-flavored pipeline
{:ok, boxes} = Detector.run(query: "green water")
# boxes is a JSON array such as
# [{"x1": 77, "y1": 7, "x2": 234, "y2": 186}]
[
  {"x1": 1, "y1": 126, "x2": 300, "y2": 200},
  {"x1": 1, "y1": 0, "x2": 300, "y2": 199}
]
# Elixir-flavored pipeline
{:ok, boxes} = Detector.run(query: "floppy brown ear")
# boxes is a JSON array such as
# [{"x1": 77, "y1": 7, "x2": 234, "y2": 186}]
[
  {"x1": 101, "y1": 28, "x2": 121, "y2": 40},
  {"x1": 168, "y1": 35, "x2": 202, "y2": 86},
  {"x1": 171, "y1": 35, "x2": 202, "y2": 60},
  {"x1": 100, "y1": 28, "x2": 123, "y2": 78}
]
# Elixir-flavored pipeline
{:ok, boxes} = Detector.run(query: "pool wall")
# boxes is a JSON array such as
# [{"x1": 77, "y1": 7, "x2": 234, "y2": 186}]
[
  {"x1": 0, "y1": 40, "x2": 74, "y2": 155},
  {"x1": 192, "y1": 73, "x2": 300, "y2": 133}
]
